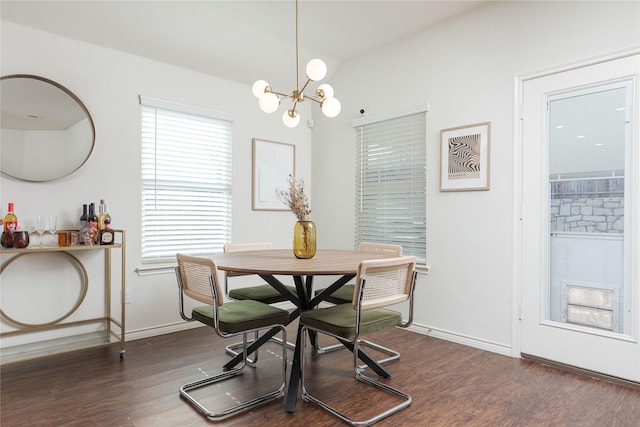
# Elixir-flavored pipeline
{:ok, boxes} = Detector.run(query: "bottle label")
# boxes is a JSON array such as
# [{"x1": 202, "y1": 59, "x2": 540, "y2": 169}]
[
  {"x1": 4, "y1": 221, "x2": 17, "y2": 233},
  {"x1": 100, "y1": 230, "x2": 114, "y2": 245}
]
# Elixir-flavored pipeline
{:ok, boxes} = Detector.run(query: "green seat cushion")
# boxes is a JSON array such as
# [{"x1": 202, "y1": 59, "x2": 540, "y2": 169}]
[
  {"x1": 229, "y1": 284, "x2": 297, "y2": 304},
  {"x1": 315, "y1": 284, "x2": 354, "y2": 305},
  {"x1": 192, "y1": 300, "x2": 290, "y2": 334},
  {"x1": 300, "y1": 303, "x2": 402, "y2": 340}
]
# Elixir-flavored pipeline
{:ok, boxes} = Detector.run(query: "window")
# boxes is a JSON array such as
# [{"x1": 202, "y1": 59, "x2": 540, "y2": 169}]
[
  {"x1": 140, "y1": 96, "x2": 232, "y2": 263},
  {"x1": 354, "y1": 107, "x2": 427, "y2": 264}
]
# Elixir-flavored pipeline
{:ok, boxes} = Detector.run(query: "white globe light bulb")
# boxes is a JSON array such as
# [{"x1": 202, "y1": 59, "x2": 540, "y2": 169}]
[
  {"x1": 258, "y1": 92, "x2": 279, "y2": 113},
  {"x1": 282, "y1": 110, "x2": 300, "y2": 127},
  {"x1": 252, "y1": 80, "x2": 269, "y2": 98},
  {"x1": 306, "y1": 59, "x2": 327, "y2": 81},
  {"x1": 316, "y1": 83, "x2": 334, "y2": 99},
  {"x1": 321, "y1": 97, "x2": 341, "y2": 118}
]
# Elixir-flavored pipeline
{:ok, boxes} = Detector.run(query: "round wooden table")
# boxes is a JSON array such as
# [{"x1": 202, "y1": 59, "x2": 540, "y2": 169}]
[
  {"x1": 213, "y1": 248, "x2": 398, "y2": 412},
  {"x1": 214, "y1": 248, "x2": 395, "y2": 276}
]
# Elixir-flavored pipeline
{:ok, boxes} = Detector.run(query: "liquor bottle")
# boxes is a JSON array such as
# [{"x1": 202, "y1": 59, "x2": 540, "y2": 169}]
[
  {"x1": 103, "y1": 203, "x2": 112, "y2": 231},
  {"x1": 3, "y1": 202, "x2": 18, "y2": 233},
  {"x1": 79, "y1": 204, "x2": 88, "y2": 245},
  {"x1": 79, "y1": 204, "x2": 88, "y2": 232},
  {"x1": 88, "y1": 203, "x2": 99, "y2": 245},
  {"x1": 99, "y1": 215, "x2": 114, "y2": 245},
  {"x1": 98, "y1": 199, "x2": 107, "y2": 231}
]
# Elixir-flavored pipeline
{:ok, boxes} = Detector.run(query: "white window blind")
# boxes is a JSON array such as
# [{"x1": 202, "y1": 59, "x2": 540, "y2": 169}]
[
  {"x1": 140, "y1": 97, "x2": 232, "y2": 262},
  {"x1": 354, "y1": 111, "x2": 427, "y2": 264}
]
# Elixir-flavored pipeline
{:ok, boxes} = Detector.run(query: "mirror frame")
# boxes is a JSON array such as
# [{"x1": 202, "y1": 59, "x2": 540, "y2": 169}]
[{"x1": 1, "y1": 74, "x2": 96, "y2": 182}]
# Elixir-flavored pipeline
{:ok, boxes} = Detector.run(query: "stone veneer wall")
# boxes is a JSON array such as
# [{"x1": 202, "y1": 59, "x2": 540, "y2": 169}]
[
  {"x1": 549, "y1": 177, "x2": 624, "y2": 234},
  {"x1": 550, "y1": 197, "x2": 624, "y2": 233}
]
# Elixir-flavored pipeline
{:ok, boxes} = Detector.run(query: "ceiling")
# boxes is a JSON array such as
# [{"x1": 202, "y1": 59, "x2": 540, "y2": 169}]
[
  {"x1": 2, "y1": 1, "x2": 628, "y2": 176},
  {"x1": 0, "y1": 0, "x2": 485, "y2": 89}
]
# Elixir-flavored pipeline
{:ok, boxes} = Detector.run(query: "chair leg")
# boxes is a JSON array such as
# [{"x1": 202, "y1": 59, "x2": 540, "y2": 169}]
[
  {"x1": 314, "y1": 337, "x2": 343, "y2": 353},
  {"x1": 314, "y1": 336, "x2": 400, "y2": 371},
  {"x1": 225, "y1": 331, "x2": 295, "y2": 367},
  {"x1": 301, "y1": 327, "x2": 411, "y2": 426},
  {"x1": 270, "y1": 334, "x2": 297, "y2": 350},
  {"x1": 180, "y1": 327, "x2": 287, "y2": 420},
  {"x1": 225, "y1": 331, "x2": 259, "y2": 366},
  {"x1": 355, "y1": 339, "x2": 400, "y2": 371}
]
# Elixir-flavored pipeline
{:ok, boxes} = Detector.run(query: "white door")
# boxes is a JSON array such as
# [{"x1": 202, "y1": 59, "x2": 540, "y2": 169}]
[{"x1": 520, "y1": 53, "x2": 640, "y2": 382}]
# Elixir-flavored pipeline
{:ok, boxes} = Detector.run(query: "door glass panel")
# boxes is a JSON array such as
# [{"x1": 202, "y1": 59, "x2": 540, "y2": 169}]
[{"x1": 548, "y1": 82, "x2": 629, "y2": 335}]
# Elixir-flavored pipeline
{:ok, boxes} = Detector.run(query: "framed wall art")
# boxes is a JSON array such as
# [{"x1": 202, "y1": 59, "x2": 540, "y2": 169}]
[
  {"x1": 440, "y1": 122, "x2": 491, "y2": 191},
  {"x1": 252, "y1": 138, "x2": 295, "y2": 210}
]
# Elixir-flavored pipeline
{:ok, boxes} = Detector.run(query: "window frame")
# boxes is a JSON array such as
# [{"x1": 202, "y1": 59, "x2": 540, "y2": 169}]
[
  {"x1": 139, "y1": 96, "x2": 233, "y2": 265},
  {"x1": 352, "y1": 105, "x2": 428, "y2": 265}
]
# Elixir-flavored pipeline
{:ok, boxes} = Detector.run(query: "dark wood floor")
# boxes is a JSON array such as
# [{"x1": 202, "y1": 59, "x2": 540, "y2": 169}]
[{"x1": 2, "y1": 324, "x2": 639, "y2": 426}]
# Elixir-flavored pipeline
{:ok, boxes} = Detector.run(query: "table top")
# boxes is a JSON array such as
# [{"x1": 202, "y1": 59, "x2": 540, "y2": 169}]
[{"x1": 213, "y1": 249, "x2": 395, "y2": 276}]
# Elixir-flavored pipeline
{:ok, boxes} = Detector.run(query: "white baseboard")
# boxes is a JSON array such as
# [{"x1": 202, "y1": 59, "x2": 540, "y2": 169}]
[
  {"x1": 407, "y1": 323, "x2": 513, "y2": 357},
  {"x1": 125, "y1": 321, "x2": 205, "y2": 341},
  {"x1": 125, "y1": 319, "x2": 513, "y2": 359}
]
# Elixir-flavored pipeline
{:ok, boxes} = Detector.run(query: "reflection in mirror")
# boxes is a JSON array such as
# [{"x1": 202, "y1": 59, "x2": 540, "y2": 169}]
[{"x1": 1, "y1": 74, "x2": 95, "y2": 182}]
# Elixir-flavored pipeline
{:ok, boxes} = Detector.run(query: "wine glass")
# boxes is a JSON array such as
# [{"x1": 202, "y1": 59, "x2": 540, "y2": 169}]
[
  {"x1": 36, "y1": 215, "x2": 48, "y2": 246},
  {"x1": 48, "y1": 215, "x2": 57, "y2": 246}
]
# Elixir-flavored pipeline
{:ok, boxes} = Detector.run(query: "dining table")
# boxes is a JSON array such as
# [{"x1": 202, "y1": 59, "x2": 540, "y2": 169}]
[{"x1": 213, "y1": 248, "x2": 398, "y2": 412}]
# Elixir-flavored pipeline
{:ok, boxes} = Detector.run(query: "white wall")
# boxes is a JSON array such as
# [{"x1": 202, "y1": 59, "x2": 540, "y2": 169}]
[
  {"x1": 1, "y1": 1, "x2": 638, "y2": 356},
  {"x1": 311, "y1": 1, "x2": 640, "y2": 354},
  {"x1": 0, "y1": 21, "x2": 313, "y2": 341}
]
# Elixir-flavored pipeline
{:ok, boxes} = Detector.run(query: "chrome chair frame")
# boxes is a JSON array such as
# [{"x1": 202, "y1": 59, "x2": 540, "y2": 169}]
[
  {"x1": 176, "y1": 254, "x2": 288, "y2": 420},
  {"x1": 301, "y1": 256, "x2": 417, "y2": 426},
  {"x1": 314, "y1": 242, "x2": 404, "y2": 366}
]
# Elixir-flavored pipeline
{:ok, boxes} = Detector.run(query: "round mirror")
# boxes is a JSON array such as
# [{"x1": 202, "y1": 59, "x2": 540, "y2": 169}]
[{"x1": 1, "y1": 74, "x2": 95, "y2": 182}]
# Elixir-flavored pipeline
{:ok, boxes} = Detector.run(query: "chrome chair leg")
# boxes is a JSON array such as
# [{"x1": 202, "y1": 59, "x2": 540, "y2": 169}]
[
  {"x1": 314, "y1": 336, "x2": 401, "y2": 370},
  {"x1": 225, "y1": 331, "x2": 295, "y2": 367},
  {"x1": 270, "y1": 334, "x2": 297, "y2": 350},
  {"x1": 225, "y1": 331, "x2": 259, "y2": 366},
  {"x1": 180, "y1": 327, "x2": 287, "y2": 420},
  {"x1": 301, "y1": 326, "x2": 411, "y2": 426}
]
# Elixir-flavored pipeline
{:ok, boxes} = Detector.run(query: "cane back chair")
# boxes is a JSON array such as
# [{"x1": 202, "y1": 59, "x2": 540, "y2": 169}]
[
  {"x1": 176, "y1": 253, "x2": 288, "y2": 420},
  {"x1": 223, "y1": 242, "x2": 296, "y2": 360},
  {"x1": 300, "y1": 255, "x2": 417, "y2": 426},
  {"x1": 314, "y1": 242, "x2": 403, "y2": 363}
]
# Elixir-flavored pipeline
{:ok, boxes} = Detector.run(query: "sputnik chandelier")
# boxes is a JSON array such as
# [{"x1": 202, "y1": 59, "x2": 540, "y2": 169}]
[{"x1": 251, "y1": 0, "x2": 341, "y2": 128}]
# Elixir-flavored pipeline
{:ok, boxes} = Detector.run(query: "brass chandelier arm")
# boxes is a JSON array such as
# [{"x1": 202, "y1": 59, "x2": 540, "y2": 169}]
[
  {"x1": 305, "y1": 97, "x2": 322, "y2": 105},
  {"x1": 298, "y1": 78, "x2": 312, "y2": 98},
  {"x1": 269, "y1": 89, "x2": 293, "y2": 99},
  {"x1": 290, "y1": 92, "x2": 300, "y2": 109},
  {"x1": 289, "y1": 101, "x2": 299, "y2": 116}
]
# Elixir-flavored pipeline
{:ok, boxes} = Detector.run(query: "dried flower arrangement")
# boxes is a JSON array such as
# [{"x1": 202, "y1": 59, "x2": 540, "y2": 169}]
[{"x1": 276, "y1": 174, "x2": 311, "y2": 221}]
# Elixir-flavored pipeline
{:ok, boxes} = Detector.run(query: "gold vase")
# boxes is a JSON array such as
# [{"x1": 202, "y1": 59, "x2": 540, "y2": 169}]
[{"x1": 293, "y1": 220, "x2": 316, "y2": 259}]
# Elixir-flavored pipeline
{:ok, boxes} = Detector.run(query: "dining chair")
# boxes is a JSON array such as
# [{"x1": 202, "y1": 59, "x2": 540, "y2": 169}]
[
  {"x1": 175, "y1": 253, "x2": 289, "y2": 420},
  {"x1": 223, "y1": 242, "x2": 296, "y2": 361},
  {"x1": 224, "y1": 242, "x2": 297, "y2": 303},
  {"x1": 300, "y1": 256, "x2": 417, "y2": 426},
  {"x1": 314, "y1": 242, "x2": 403, "y2": 362},
  {"x1": 315, "y1": 242, "x2": 403, "y2": 305}
]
